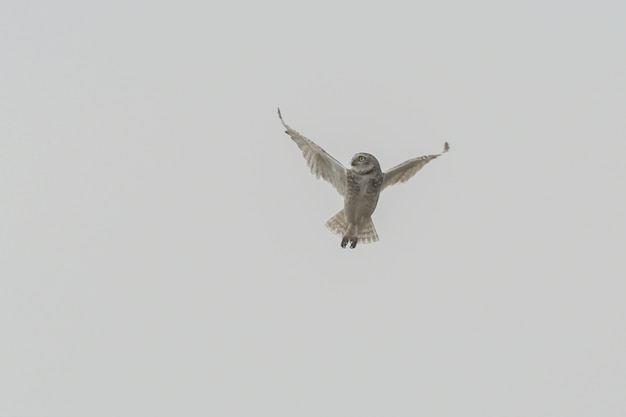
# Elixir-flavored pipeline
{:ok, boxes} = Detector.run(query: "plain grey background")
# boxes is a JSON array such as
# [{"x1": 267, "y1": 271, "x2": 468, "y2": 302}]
[{"x1": 2, "y1": 0, "x2": 625, "y2": 416}]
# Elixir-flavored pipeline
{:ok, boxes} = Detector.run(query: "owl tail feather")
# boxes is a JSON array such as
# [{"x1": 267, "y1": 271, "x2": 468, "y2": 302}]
[
  {"x1": 325, "y1": 210, "x2": 379, "y2": 244},
  {"x1": 325, "y1": 210, "x2": 348, "y2": 236},
  {"x1": 357, "y1": 217, "x2": 379, "y2": 244}
]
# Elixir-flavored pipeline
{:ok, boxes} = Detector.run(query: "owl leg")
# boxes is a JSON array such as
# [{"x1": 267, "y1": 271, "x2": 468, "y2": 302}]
[{"x1": 341, "y1": 224, "x2": 358, "y2": 249}]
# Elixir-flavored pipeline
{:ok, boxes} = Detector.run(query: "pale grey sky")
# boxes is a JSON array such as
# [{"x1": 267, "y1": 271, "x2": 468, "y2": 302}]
[{"x1": 2, "y1": 0, "x2": 625, "y2": 416}]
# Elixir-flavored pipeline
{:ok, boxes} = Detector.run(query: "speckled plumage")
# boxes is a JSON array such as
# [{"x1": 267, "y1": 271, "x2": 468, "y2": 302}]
[{"x1": 278, "y1": 108, "x2": 449, "y2": 248}]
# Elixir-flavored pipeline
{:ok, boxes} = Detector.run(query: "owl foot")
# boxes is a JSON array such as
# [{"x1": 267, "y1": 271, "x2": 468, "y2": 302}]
[{"x1": 341, "y1": 237, "x2": 358, "y2": 248}]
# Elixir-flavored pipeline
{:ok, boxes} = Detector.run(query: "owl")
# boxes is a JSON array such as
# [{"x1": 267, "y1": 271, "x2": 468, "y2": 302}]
[{"x1": 279, "y1": 108, "x2": 449, "y2": 248}]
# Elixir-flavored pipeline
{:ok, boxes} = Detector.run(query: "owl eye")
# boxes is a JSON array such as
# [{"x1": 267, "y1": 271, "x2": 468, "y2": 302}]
[{"x1": 358, "y1": 156, "x2": 366, "y2": 162}]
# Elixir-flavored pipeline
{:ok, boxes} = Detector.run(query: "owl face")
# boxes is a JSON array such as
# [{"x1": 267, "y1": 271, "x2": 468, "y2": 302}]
[{"x1": 351, "y1": 153, "x2": 381, "y2": 174}]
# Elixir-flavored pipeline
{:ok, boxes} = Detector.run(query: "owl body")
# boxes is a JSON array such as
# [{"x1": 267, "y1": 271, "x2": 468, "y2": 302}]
[
  {"x1": 345, "y1": 169, "x2": 382, "y2": 219},
  {"x1": 278, "y1": 109, "x2": 449, "y2": 248},
  {"x1": 336, "y1": 154, "x2": 384, "y2": 247}
]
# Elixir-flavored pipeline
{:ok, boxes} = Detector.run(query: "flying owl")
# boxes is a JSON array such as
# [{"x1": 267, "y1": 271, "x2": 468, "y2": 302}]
[{"x1": 278, "y1": 108, "x2": 449, "y2": 248}]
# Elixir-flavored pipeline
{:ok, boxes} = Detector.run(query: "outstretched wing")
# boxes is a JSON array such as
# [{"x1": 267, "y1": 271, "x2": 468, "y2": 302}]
[
  {"x1": 381, "y1": 142, "x2": 449, "y2": 191},
  {"x1": 278, "y1": 108, "x2": 347, "y2": 196}
]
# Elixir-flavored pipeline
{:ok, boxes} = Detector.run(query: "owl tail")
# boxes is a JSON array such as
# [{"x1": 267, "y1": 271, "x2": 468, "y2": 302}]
[
  {"x1": 357, "y1": 217, "x2": 379, "y2": 244},
  {"x1": 326, "y1": 210, "x2": 348, "y2": 236},
  {"x1": 325, "y1": 210, "x2": 379, "y2": 244}
]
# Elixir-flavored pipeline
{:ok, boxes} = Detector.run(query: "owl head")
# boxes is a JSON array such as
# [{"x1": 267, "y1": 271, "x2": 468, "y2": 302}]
[{"x1": 351, "y1": 153, "x2": 381, "y2": 174}]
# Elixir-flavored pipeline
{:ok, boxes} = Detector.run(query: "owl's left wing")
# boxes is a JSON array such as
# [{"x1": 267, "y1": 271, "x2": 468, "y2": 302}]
[
  {"x1": 381, "y1": 142, "x2": 449, "y2": 191},
  {"x1": 278, "y1": 108, "x2": 347, "y2": 196}
]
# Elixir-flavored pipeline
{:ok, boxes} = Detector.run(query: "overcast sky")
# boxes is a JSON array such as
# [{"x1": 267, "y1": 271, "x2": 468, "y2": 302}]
[{"x1": 2, "y1": 0, "x2": 626, "y2": 416}]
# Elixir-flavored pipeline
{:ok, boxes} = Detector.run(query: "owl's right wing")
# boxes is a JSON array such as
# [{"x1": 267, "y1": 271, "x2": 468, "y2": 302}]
[
  {"x1": 278, "y1": 108, "x2": 347, "y2": 196},
  {"x1": 381, "y1": 142, "x2": 450, "y2": 191}
]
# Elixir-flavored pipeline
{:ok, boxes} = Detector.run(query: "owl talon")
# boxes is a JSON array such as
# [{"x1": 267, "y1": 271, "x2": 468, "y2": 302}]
[{"x1": 341, "y1": 237, "x2": 358, "y2": 248}]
